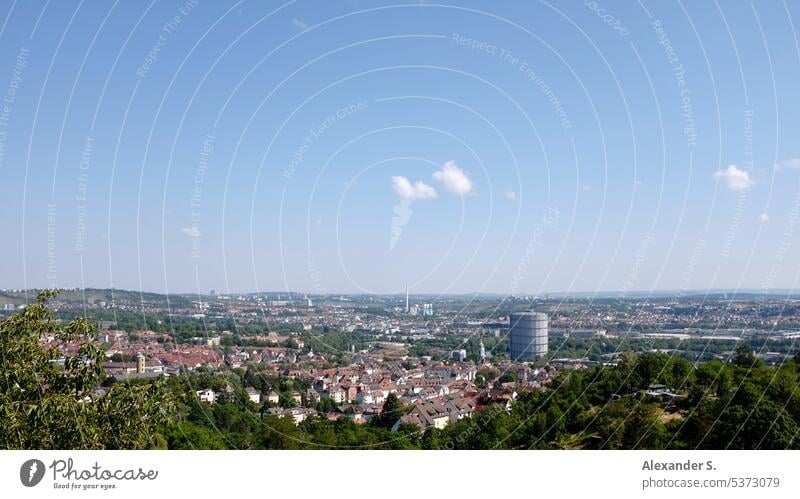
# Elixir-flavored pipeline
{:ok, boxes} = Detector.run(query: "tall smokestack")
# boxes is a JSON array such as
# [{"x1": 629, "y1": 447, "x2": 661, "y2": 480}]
[{"x1": 405, "y1": 284, "x2": 409, "y2": 313}]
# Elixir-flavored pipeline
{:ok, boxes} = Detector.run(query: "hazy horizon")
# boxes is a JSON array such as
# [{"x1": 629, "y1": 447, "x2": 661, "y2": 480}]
[{"x1": 2, "y1": 285, "x2": 799, "y2": 299}]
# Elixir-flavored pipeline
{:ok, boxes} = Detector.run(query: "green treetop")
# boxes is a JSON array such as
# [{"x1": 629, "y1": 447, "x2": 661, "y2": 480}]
[{"x1": 0, "y1": 290, "x2": 172, "y2": 449}]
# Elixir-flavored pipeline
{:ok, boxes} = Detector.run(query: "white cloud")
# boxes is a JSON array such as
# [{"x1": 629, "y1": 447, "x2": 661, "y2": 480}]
[
  {"x1": 759, "y1": 212, "x2": 770, "y2": 222},
  {"x1": 181, "y1": 227, "x2": 201, "y2": 238},
  {"x1": 391, "y1": 176, "x2": 437, "y2": 200},
  {"x1": 433, "y1": 160, "x2": 472, "y2": 195},
  {"x1": 579, "y1": 184, "x2": 592, "y2": 193},
  {"x1": 713, "y1": 164, "x2": 754, "y2": 191},
  {"x1": 390, "y1": 198, "x2": 412, "y2": 250},
  {"x1": 292, "y1": 18, "x2": 307, "y2": 29},
  {"x1": 505, "y1": 190, "x2": 517, "y2": 201},
  {"x1": 775, "y1": 158, "x2": 800, "y2": 171}
]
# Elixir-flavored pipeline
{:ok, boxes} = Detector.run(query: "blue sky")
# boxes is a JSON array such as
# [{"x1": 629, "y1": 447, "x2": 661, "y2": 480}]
[{"x1": 1, "y1": 0, "x2": 800, "y2": 295}]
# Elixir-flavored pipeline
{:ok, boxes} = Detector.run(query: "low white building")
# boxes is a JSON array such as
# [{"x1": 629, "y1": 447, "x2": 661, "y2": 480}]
[
  {"x1": 392, "y1": 399, "x2": 450, "y2": 431},
  {"x1": 264, "y1": 407, "x2": 317, "y2": 425},
  {"x1": 196, "y1": 389, "x2": 216, "y2": 404},
  {"x1": 324, "y1": 387, "x2": 346, "y2": 404},
  {"x1": 246, "y1": 387, "x2": 261, "y2": 404},
  {"x1": 266, "y1": 390, "x2": 280, "y2": 404}
]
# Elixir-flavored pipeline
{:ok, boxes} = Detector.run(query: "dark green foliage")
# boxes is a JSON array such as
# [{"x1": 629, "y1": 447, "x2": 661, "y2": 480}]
[
  {"x1": 371, "y1": 393, "x2": 405, "y2": 430},
  {"x1": 0, "y1": 291, "x2": 172, "y2": 449},
  {"x1": 733, "y1": 344, "x2": 757, "y2": 368}
]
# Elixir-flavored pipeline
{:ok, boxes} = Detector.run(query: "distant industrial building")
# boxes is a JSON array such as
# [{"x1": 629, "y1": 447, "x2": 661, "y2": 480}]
[
  {"x1": 568, "y1": 329, "x2": 607, "y2": 339},
  {"x1": 509, "y1": 312, "x2": 548, "y2": 360}
]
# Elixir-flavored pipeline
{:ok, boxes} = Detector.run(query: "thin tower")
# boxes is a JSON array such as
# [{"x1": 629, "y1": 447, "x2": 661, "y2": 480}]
[{"x1": 405, "y1": 284, "x2": 409, "y2": 313}]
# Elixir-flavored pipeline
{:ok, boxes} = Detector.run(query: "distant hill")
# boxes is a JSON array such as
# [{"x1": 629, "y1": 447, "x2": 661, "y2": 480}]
[
  {"x1": 1, "y1": 287, "x2": 797, "y2": 308},
  {"x1": 0, "y1": 288, "x2": 195, "y2": 308}
]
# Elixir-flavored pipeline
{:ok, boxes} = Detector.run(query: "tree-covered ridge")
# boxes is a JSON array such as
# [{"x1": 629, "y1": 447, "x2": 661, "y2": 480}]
[{"x1": 442, "y1": 349, "x2": 800, "y2": 450}]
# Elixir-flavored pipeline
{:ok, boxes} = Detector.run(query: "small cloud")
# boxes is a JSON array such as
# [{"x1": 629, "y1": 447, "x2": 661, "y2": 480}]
[
  {"x1": 713, "y1": 164, "x2": 754, "y2": 191},
  {"x1": 392, "y1": 176, "x2": 437, "y2": 200},
  {"x1": 579, "y1": 184, "x2": 592, "y2": 193},
  {"x1": 433, "y1": 160, "x2": 473, "y2": 195},
  {"x1": 759, "y1": 212, "x2": 770, "y2": 222},
  {"x1": 775, "y1": 158, "x2": 800, "y2": 171},
  {"x1": 181, "y1": 227, "x2": 201, "y2": 238},
  {"x1": 292, "y1": 18, "x2": 307, "y2": 30},
  {"x1": 505, "y1": 190, "x2": 517, "y2": 201},
  {"x1": 390, "y1": 199, "x2": 412, "y2": 250}
]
